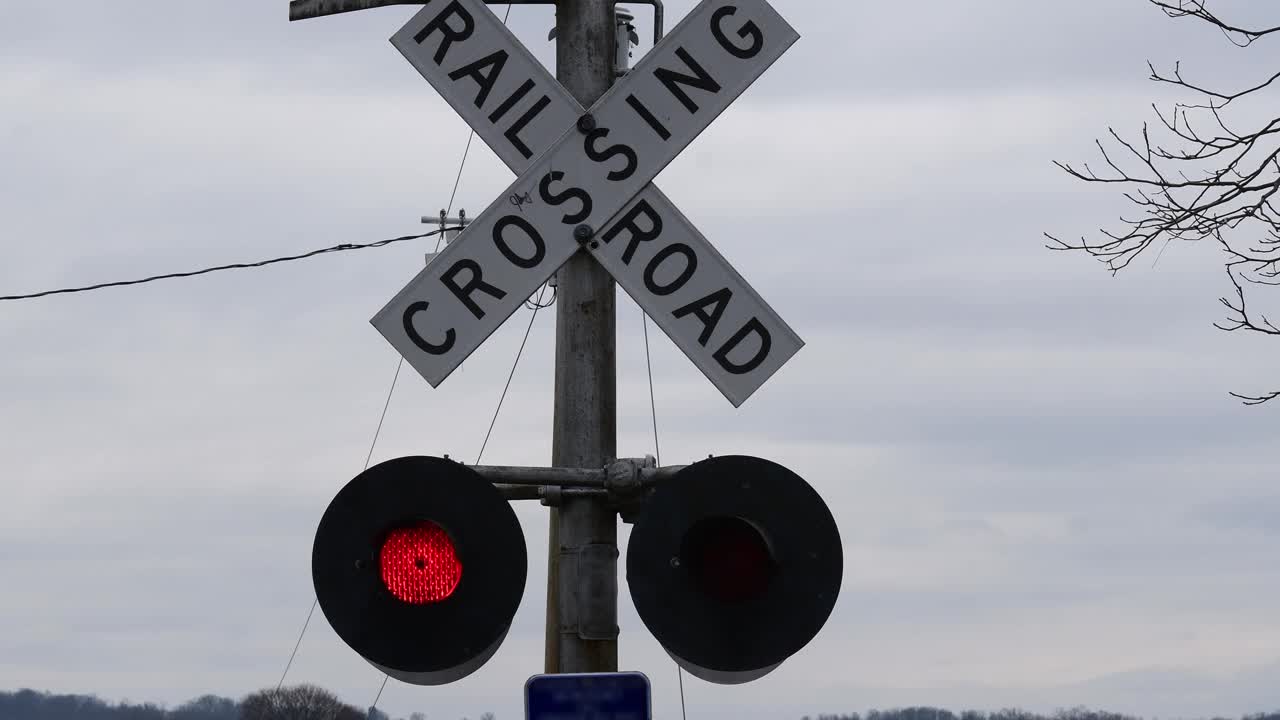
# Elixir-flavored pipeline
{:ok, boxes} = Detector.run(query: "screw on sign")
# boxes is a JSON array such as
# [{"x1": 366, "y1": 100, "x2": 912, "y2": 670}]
[{"x1": 376, "y1": 0, "x2": 804, "y2": 407}]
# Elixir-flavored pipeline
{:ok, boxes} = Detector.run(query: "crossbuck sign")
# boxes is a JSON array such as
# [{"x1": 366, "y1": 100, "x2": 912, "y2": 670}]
[{"x1": 372, "y1": 0, "x2": 801, "y2": 407}]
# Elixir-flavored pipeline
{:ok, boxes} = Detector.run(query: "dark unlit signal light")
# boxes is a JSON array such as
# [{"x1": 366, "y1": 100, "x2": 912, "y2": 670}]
[{"x1": 626, "y1": 455, "x2": 843, "y2": 684}]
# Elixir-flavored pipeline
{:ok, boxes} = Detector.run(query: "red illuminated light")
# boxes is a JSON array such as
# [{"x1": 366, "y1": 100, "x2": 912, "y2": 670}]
[{"x1": 379, "y1": 521, "x2": 462, "y2": 604}]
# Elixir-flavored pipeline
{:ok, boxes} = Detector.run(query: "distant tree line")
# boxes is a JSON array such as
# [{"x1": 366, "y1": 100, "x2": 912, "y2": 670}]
[
  {"x1": 0, "y1": 689, "x2": 237, "y2": 720},
  {"x1": 0, "y1": 686, "x2": 438, "y2": 720},
  {"x1": 3, "y1": 689, "x2": 1277, "y2": 720},
  {"x1": 803, "y1": 709, "x2": 1280, "y2": 720}
]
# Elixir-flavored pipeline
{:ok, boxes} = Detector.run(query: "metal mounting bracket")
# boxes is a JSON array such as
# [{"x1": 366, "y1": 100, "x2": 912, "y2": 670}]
[{"x1": 472, "y1": 457, "x2": 680, "y2": 520}]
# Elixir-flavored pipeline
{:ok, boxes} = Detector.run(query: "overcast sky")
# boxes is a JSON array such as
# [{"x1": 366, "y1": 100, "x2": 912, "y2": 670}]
[{"x1": 2, "y1": 1, "x2": 1279, "y2": 719}]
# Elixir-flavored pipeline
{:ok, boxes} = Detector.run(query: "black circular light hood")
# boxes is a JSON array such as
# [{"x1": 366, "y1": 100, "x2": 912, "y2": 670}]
[
  {"x1": 626, "y1": 455, "x2": 842, "y2": 684},
  {"x1": 312, "y1": 456, "x2": 527, "y2": 686}
]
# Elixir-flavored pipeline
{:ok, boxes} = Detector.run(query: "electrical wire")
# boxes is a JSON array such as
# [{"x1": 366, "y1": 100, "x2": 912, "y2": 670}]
[
  {"x1": 640, "y1": 309, "x2": 687, "y2": 720},
  {"x1": 445, "y1": 131, "x2": 477, "y2": 223},
  {"x1": 267, "y1": 27, "x2": 474, "y2": 693},
  {"x1": 274, "y1": 346, "x2": 412, "y2": 693},
  {"x1": 0, "y1": 227, "x2": 459, "y2": 303},
  {"x1": 525, "y1": 284, "x2": 557, "y2": 310},
  {"x1": 369, "y1": 675, "x2": 390, "y2": 715},
  {"x1": 272, "y1": 354, "x2": 408, "y2": 694},
  {"x1": 364, "y1": 357, "x2": 405, "y2": 470},
  {"x1": 276, "y1": 599, "x2": 317, "y2": 692},
  {"x1": 467, "y1": 0, "x2": 527, "y2": 467},
  {"x1": 476, "y1": 284, "x2": 547, "y2": 464},
  {"x1": 440, "y1": 0, "x2": 512, "y2": 240},
  {"x1": 271, "y1": 4, "x2": 548, "y2": 709},
  {"x1": 677, "y1": 664, "x2": 688, "y2": 720},
  {"x1": 364, "y1": 6, "x2": 519, "y2": 713},
  {"x1": 641, "y1": 312, "x2": 661, "y2": 466}
]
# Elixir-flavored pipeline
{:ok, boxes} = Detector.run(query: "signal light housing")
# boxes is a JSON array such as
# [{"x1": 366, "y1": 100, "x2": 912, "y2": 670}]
[
  {"x1": 312, "y1": 456, "x2": 527, "y2": 686},
  {"x1": 626, "y1": 455, "x2": 842, "y2": 684}
]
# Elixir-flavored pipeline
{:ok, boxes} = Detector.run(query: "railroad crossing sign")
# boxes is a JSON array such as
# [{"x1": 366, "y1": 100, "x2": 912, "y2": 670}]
[{"x1": 372, "y1": 0, "x2": 801, "y2": 407}]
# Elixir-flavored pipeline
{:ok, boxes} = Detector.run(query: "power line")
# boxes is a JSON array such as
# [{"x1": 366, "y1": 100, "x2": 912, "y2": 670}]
[
  {"x1": 276, "y1": 599, "x2": 317, "y2": 692},
  {"x1": 445, "y1": 130, "x2": 477, "y2": 222},
  {"x1": 274, "y1": 3, "x2": 537, "y2": 706},
  {"x1": 273, "y1": 354, "x2": 413, "y2": 693},
  {"x1": 640, "y1": 309, "x2": 687, "y2": 720},
  {"x1": 0, "y1": 227, "x2": 459, "y2": 303},
  {"x1": 268, "y1": 122, "x2": 465, "y2": 696},
  {"x1": 363, "y1": 6, "x2": 519, "y2": 712},
  {"x1": 369, "y1": 675, "x2": 390, "y2": 715},
  {"x1": 641, "y1": 312, "x2": 661, "y2": 466},
  {"x1": 440, "y1": 1, "x2": 513, "y2": 221},
  {"x1": 476, "y1": 284, "x2": 547, "y2": 464},
  {"x1": 364, "y1": 357, "x2": 405, "y2": 470}
]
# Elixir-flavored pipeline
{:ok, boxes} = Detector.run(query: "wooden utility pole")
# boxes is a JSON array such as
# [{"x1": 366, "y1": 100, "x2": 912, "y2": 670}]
[{"x1": 546, "y1": 0, "x2": 620, "y2": 675}]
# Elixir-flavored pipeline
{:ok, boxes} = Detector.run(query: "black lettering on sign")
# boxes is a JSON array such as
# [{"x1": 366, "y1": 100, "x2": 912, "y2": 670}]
[
  {"x1": 625, "y1": 94, "x2": 672, "y2": 142},
  {"x1": 504, "y1": 94, "x2": 552, "y2": 160},
  {"x1": 402, "y1": 301, "x2": 457, "y2": 356},
  {"x1": 492, "y1": 215, "x2": 546, "y2": 269},
  {"x1": 583, "y1": 128, "x2": 638, "y2": 182},
  {"x1": 440, "y1": 258, "x2": 507, "y2": 320},
  {"x1": 447, "y1": 50, "x2": 509, "y2": 108},
  {"x1": 538, "y1": 171, "x2": 593, "y2": 225},
  {"x1": 488, "y1": 79, "x2": 535, "y2": 123},
  {"x1": 601, "y1": 199, "x2": 662, "y2": 265},
  {"x1": 711, "y1": 5, "x2": 764, "y2": 59},
  {"x1": 714, "y1": 317, "x2": 772, "y2": 375},
  {"x1": 653, "y1": 47, "x2": 722, "y2": 114},
  {"x1": 413, "y1": 1, "x2": 475, "y2": 65},
  {"x1": 643, "y1": 243, "x2": 698, "y2": 297},
  {"x1": 627, "y1": 92, "x2": 675, "y2": 140},
  {"x1": 672, "y1": 287, "x2": 732, "y2": 346}
]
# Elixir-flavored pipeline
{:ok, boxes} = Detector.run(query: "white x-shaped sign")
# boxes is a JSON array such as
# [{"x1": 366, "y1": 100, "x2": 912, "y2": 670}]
[{"x1": 372, "y1": 0, "x2": 801, "y2": 407}]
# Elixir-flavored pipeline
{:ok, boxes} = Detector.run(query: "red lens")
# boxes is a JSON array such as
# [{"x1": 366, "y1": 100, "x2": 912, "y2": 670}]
[
  {"x1": 379, "y1": 521, "x2": 462, "y2": 604},
  {"x1": 681, "y1": 516, "x2": 776, "y2": 604}
]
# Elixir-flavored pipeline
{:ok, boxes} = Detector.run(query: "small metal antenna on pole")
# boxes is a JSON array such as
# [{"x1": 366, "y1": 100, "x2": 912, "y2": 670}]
[{"x1": 614, "y1": 7, "x2": 638, "y2": 76}]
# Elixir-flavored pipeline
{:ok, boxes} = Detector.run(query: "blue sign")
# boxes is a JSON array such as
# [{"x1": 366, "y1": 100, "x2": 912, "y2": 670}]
[{"x1": 525, "y1": 672, "x2": 652, "y2": 720}]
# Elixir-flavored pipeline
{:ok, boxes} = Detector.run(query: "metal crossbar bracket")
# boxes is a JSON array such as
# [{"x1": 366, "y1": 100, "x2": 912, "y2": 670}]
[{"x1": 474, "y1": 457, "x2": 680, "y2": 519}]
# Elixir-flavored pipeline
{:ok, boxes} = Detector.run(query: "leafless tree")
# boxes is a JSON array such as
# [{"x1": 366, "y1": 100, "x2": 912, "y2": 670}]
[
  {"x1": 239, "y1": 685, "x2": 363, "y2": 720},
  {"x1": 1047, "y1": 1, "x2": 1280, "y2": 403}
]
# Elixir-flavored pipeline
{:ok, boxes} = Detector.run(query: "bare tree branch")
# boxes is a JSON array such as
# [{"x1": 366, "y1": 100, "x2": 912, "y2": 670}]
[
  {"x1": 1230, "y1": 389, "x2": 1280, "y2": 405},
  {"x1": 1150, "y1": 0, "x2": 1280, "y2": 46},
  {"x1": 1048, "y1": 1, "x2": 1280, "y2": 402}
]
